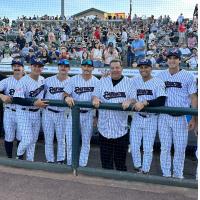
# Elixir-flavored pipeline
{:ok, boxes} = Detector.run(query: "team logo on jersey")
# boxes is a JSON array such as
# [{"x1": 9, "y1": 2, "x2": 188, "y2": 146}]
[
  {"x1": 9, "y1": 89, "x2": 15, "y2": 96},
  {"x1": 103, "y1": 91, "x2": 126, "y2": 100},
  {"x1": 165, "y1": 81, "x2": 182, "y2": 88},
  {"x1": 29, "y1": 85, "x2": 45, "y2": 97},
  {"x1": 49, "y1": 87, "x2": 64, "y2": 94},
  {"x1": 74, "y1": 87, "x2": 94, "y2": 95},
  {"x1": 137, "y1": 89, "x2": 153, "y2": 96}
]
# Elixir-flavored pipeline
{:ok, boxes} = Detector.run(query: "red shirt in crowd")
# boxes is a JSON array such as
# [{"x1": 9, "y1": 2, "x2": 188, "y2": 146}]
[
  {"x1": 178, "y1": 24, "x2": 186, "y2": 33},
  {"x1": 94, "y1": 29, "x2": 101, "y2": 40},
  {"x1": 140, "y1": 33, "x2": 145, "y2": 39}
]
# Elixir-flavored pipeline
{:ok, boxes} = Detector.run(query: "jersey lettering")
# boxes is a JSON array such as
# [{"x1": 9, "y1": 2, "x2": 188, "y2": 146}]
[
  {"x1": 29, "y1": 85, "x2": 45, "y2": 97},
  {"x1": 49, "y1": 87, "x2": 64, "y2": 94},
  {"x1": 137, "y1": 89, "x2": 153, "y2": 96},
  {"x1": 165, "y1": 81, "x2": 182, "y2": 88},
  {"x1": 103, "y1": 91, "x2": 126, "y2": 100},
  {"x1": 74, "y1": 87, "x2": 94, "y2": 95}
]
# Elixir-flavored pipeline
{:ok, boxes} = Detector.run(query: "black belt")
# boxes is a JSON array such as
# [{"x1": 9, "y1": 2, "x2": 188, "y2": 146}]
[
  {"x1": 22, "y1": 108, "x2": 40, "y2": 112},
  {"x1": 80, "y1": 110, "x2": 88, "y2": 113},
  {"x1": 6, "y1": 107, "x2": 16, "y2": 112},
  {"x1": 47, "y1": 108, "x2": 60, "y2": 113},
  {"x1": 139, "y1": 113, "x2": 157, "y2": 118},
  {"x1": 168, "y1": 114, "x2": 184, "y2": 117}
]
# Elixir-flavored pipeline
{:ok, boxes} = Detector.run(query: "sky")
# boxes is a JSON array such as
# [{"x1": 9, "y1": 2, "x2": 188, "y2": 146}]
[{"x1": 0, "y1": 0, "x2": 198, "y2": 21}]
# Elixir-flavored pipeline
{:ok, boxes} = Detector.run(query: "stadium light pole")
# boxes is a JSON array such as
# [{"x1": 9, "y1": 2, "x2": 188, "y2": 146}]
[
  {"x1": 61, "y1": 0, "x2": 65, "y2": 19},
  {"x1": 130, "y1": 0, "x2": 132, "y2": 22}
]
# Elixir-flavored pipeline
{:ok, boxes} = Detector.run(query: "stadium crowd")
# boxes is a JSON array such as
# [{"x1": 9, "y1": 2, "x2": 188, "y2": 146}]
[{"x1": 0, "y1": 9, "x2": 198, "y2": 69}]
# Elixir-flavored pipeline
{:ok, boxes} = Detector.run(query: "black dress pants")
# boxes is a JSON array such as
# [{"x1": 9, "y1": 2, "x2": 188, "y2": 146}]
[{"x1": 99, "y1": 133, "x2": 129, "y2": 171}]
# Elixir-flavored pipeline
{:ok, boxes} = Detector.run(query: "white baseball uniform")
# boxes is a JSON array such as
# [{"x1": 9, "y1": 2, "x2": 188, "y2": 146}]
[
  {"x1": 64, "y1": 74, "x2": 99, "y2": 166},
  {"x1": 93, "y1": 76, "x2": 132, "y2": 171},
  {"x1": 14, "y1": 75, "x2": 45, "y2": 161},
  {"x1": 129, "y1": 76, "x2": 166, "y2": 173},
  {"x1": 42, "y1": 75, "x2": 70, "y2": 163},
  {"x1": 0, "y1": 76, "x2": 21, "y2": 143},
  {"x1": 157, "y1": 69, "x2": 197, "y2": 178}
]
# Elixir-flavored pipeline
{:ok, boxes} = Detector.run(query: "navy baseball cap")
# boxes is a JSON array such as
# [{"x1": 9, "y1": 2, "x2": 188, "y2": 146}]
[
  {"x1": 166, "y1": 48, "x2": 182, "y2": 59},
  {"x1": 30, "y1": 57, "x2": 45, "y2": 66},
  {"x1": 81, "y1": 59, "x2": 93, "y2": 67},
  {"x1": 137, "y1": 59, "x2": 152, "y2": 67},
  {"x1": 11, "y1": 57, "x2": 24, "y2": 67},
  {"x1": 58, "y1": 59, "x2": 70, "y2": 66}
]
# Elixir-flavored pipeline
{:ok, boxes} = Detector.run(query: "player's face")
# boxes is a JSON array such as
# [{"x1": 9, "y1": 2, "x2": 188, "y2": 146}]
[
  {"x1": 167, "y1": 56, "x2": 180, "y2": 69},
  {"x1": 81, "y1": 65, "x2": 94, "y2": 75},
  {"x1": 12, "y1": 64, "x2": 24, "y2": 76},
  {"x1": 110, "y1": 62, "x2": 123, "y2": 80},
  {"x1": 58, "y1": 65, "x2": 70, "y2": 75},
  {"x1": 30, "y1": 64, "x2": 44, "y2": 76},
  {"x1": 139, "y1": 65, "x2": 152, "y2": 79}
]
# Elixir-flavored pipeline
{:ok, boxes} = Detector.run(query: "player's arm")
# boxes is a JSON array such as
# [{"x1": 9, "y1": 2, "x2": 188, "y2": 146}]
[
  {"x1": 92, "y1": 80, "x2": 102, "y2": 108},
  {"x1": 12, "y1": 97, "x2": 48, "y2": 108},
  {"x1": 122, "y1": 79, "x2": 137, "y2": 110},
  {"x1": 188, "y1": 93, "x2": 198, "y2": 131},
  {"x1": 63, "y1": 92, "x2": 74, "y2": 107},
  {"x1": 0, "y1": 79, "x2": 12, "y2": 104}
]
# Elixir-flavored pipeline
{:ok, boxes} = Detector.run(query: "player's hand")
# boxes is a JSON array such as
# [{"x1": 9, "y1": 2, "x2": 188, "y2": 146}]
[
  {"x1": 188, "y1": 117, "x2": 196, "y2": 131},
  {"x1": 0, "y1": 95, "x2": 12, "y2": 104},
  {"x1": 65, "y1": 97, "x2": 75, "y2": 107},
  {"x1": 122, "y1": 100, "x2": 132, "y2": 110},
  {"x1": 134, "y1": 102, "x2": 145, "y2": 112},
  {"x1": 34, "y1": 99, "x2": 49, "y2": 108},
  {"x1": 92, "y1": 97, "x2": 101, "y2": 108}
]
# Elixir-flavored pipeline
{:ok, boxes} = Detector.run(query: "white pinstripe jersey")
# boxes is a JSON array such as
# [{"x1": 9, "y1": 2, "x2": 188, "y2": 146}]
[
  {"x1": 93, "y1": 76, "x2": 132, "y2": 139},
  {"x1": 64, "y1": 74, "x2": 99, "y2": 104},
  {"x1": 14, "y1": 75, "x2": 45, "y2": 109},
  {"x1": 129, "y1": 76, "x2": 166, "y2": 101},
  {"x1": 44, "y1": 75, "x2": 70, "y2": 112},
  {"x1": 0, "y1": 76, "x2": 21, "y2": 109},
  {"x1": 157, "y1": 69, "x2": 197, "y2": 107}
]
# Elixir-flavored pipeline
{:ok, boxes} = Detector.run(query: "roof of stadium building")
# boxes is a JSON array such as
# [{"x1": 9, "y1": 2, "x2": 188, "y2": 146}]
[{"x1": 72, "y1": 8, "x2": 106, "y2": 17}]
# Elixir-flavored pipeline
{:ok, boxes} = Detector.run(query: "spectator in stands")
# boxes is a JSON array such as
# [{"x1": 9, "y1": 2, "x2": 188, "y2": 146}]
[
  {"x1": 146, "y1": 51, "x2": 157, "y2": 68},
  {"x1": 21, "y1": 43, "x2": 29, "y2": 58},
  {"x1": 48, "y1": 31, "x2": 56, "y2": 44},
  {"x1": 93, "y1": 26, "x2": 101, "y2": 40},
  {"x1": 177, "y1": 13, "x2": 184, "y2": 24},
  {"x1": 25, "y1": 47, "x2": 35, "y2": 63},
  {"x1": 179, "y1": 43, "x2": 191, "y2": 60},
  {"x1": 107, "y1": 28, "x2": 117, "y2": 47},
  {"x1": 16, "y1": 33, "x2": 26, "y2": 50},
  {"x1": 148, "y1": 31, "x2": 156, "y2": 44},
  {"x1": 131, "y1": 32, "x2": 145, "y2": 62},
  {"x1": 104, "y1": 42, "x2": 119, "y2": 67},
  {"x1": 90, "y1": 41, "x2": 104, "y2": 68},
  {"x1": 121, "y1": 28, "x2": 128, "y2": 53},
  {"x1": 178, "y1": 22, "x2": 186, "y2": 44},
  {"x1": 186, "y1": 47, "x2": 198, "y2": 69},
  {"x1": 25, "y1": 28, "x2": 33, "y2": 46},
  {"x1": 187, "y1": 32, "x2": 197, "y2": 50}
]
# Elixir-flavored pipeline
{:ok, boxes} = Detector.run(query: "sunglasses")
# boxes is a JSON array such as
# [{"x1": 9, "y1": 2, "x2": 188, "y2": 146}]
[{"x1": 81, "y1": 59, "x2": 93, "y2": 66}]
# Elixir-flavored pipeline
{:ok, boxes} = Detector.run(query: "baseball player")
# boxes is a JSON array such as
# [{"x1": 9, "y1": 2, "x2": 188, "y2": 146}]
[
  {"x1": 92, "y1": 59, "x2": 132, "y2": 171},
  {"x1": 64, "y1": 59, "x2": 99, "y2": 167},
  {"x1": 0, "y1": 57, "x2": 24, "y2": 158},
  {"x1": 124, "y1": 59, "x2": 166, "y2": 174},
  {"x1": 0, "y1": 73, "x2": 7, "y2": 136},
  {"x1": 157, "y1": 48, "x2": 197, "y2": 178},
  {"x1": 13, "y1": 57, "x2": 48, "y2": 161},
  {"x1": 42, "y1": 59, "x2": 71, "y2": 164}
]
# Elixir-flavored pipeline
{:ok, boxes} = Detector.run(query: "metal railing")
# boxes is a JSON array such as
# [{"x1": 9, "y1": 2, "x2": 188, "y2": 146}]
[{"x1": 0, "y1": 99, "x2": 198, "y2": 188}]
